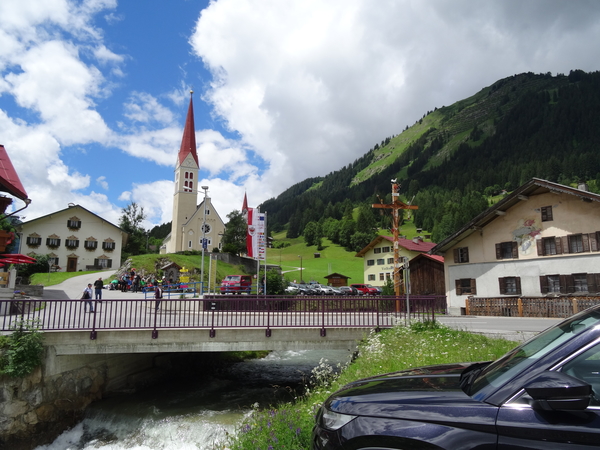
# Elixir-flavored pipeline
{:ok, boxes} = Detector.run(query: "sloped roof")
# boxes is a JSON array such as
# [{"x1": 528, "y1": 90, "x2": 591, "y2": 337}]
[
  {"x1": 430, "y1": 178, "x2": 600, "y2": 254},
  {"x1": 0, "y1": 145, "x2": 28, "y2": 201},
  {"x1": 20, "y1": 204, "x2": 125, "y2": 232},
  {"x1": 355, "y1": 235, "x2": 437, "y2": 257},
  {"x1": 178, "y1": 93, "x2": 199, "y2": 167}
]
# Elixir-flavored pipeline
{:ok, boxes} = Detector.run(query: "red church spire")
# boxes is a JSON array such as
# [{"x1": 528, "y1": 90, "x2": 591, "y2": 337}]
[
  {"x1": 178, "y1": 91, "x2": 199, "y2": 167},
  {"x1": 242, "y1": 192, "x2": 249, "y2": 214}
]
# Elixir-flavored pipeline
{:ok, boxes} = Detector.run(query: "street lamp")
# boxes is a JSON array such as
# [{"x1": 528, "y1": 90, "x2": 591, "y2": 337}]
[
  {"x1": 298, "y1": 255, "x2": 303, "y2": 283},
  {"x1": 201, "y1": 185, "x2": 209, "y2": 294}
]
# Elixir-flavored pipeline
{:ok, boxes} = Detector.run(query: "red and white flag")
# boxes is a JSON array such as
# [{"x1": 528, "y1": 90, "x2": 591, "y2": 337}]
[{"x1": 246, "y1": 208, "x2": 266, "y2": 260}]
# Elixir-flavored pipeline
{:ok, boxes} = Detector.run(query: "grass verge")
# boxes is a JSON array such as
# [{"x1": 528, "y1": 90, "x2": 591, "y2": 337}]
[{"x1": 227, "y1": 321, "x2": 518, "y2": 450}]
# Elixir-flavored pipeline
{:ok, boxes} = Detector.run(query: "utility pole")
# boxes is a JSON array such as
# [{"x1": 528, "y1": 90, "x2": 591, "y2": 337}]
[{"x1": 372, "y1": 180, "x2": 418, "y2": 309}]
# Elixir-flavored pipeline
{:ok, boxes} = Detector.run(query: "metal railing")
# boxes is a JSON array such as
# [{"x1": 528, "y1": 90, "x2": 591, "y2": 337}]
[{"x1": 0, "y1": 295, "x2": 445, "y2": 340}]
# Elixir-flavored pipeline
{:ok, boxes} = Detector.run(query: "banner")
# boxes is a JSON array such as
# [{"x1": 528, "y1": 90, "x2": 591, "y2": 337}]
[{"x1": 246, "y1": 208, "x2": 266, "y2": 260}]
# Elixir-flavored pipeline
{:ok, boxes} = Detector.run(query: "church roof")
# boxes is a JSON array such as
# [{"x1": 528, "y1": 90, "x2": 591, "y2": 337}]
[
  {"x1": 242, "y1": 192, "x2": 248, "y2": 213},
  {"x1": 178, "y1": 93, "x2": 199, "y2": 167}
]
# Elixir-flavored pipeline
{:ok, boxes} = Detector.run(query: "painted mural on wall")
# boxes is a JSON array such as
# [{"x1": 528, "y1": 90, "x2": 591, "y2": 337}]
[{"x1": 512, "y1": 218, "x2": 542, "y2": 255}]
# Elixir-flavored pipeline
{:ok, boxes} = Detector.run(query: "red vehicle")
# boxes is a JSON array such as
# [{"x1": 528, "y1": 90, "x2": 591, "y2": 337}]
[
  {"x1": 220, "y1": 275, "x2": 252, "y2": 294},
  {"x1": 350, "y1": 283, "x2": 379, "y2": 295}
]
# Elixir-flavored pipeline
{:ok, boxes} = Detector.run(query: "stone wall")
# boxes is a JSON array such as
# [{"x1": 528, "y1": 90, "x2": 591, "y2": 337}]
[
  {"x1": 0, "y1": 357, "x2": 105, "y2": 450},
  {"x1": 0, "y1": 347, "x2": 164, "y2": 450}
]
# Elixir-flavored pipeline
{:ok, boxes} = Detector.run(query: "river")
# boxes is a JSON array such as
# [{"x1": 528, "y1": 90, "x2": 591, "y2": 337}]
[{"x1": 34, "y1": 349, "x2": 351, "y2": 450}]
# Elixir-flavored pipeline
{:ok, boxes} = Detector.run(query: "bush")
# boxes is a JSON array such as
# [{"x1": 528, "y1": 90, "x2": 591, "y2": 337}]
[{"x1": 0, "y1": 319, "x2": 44, "y2": 378}]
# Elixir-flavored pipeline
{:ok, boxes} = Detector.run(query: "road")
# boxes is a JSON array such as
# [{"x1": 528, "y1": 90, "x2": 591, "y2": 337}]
[{"x1": 437, "y1": 315, "x2": 561, "y2": 341}]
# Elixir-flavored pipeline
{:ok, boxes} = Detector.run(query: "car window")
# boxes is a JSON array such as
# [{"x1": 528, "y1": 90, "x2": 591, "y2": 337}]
[
  {"x1": 561, "y1": 340, "x2": 600, "y2": 406},
  {"x1": 469, "y1": 309, "x2": 600, "y2": 400}
]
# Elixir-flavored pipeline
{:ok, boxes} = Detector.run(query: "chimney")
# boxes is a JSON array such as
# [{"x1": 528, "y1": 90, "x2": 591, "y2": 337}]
[{"x1": 578, "y1": 182, "x2": 589, "y2": 192}]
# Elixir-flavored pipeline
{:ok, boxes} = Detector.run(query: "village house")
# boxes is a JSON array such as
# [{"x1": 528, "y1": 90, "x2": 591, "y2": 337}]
[
  {"x1": 18, "y1": 204, "x2": 127, "y2": 272},
  {"x1": 430, "y1": 178, "x2": 600, "y2": 314},
  {"x1": 355, "y1": 235, "x2": 443, "y2": 294}
]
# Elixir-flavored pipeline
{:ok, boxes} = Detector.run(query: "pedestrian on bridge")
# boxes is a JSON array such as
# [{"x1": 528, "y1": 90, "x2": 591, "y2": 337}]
[
  {"x1": 94, "y1": 277, "x2": 103, "y2": 300},
  {"x1": 81, "y1": 283, "x2": 94, "y2": 313},
  {"x1": 154, "y1": 282, "x2": 163, "y2": 311}
]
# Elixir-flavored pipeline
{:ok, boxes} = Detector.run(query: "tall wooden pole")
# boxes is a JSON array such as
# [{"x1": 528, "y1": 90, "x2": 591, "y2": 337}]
[{"x1": 372, "y1": 181, "x2": 418, "y2": 306}]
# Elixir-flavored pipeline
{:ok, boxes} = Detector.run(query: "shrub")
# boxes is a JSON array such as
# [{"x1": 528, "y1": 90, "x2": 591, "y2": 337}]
[{"x1": 0, "y1": 319, "x2": 44, "y2": 378}]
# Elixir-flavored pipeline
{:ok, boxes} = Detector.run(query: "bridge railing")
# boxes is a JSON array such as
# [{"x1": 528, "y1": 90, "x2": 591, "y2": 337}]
[{"x1": 0, "y1": 295, "x2": 446, "y2": 340}]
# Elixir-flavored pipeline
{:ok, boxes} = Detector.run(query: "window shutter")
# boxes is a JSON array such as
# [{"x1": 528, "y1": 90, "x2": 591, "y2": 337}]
[
  {"x1": 560, "y1": 275, "x2": 571, "y2": 294},
  {"x1": 455, "y1": 279, "x2": 462, "y2": 295},
  {"x1": 587, "y1": 274, "x2": 597, "y2": 294},
  {"x1": 583, "y1": 234, "x2": 590, "y2": 252},
  {"x1": 511, "y1": 241, "x2": 518, "y2": 258},
  {"x1": 515, "y1": 277, "x2": 522, "y2": 295},
  {"x1": 107, "y1": 260, "x2": 112, "y2": 268},
  {"x1": 591, "y1": 232, "x2": 599, "y2": 252},
  {"x1": 453, "y1": 249, "x2": 459, "y2": 263},
  {"x1": 540, "y1": 276, "x2": 549, "y2": 294},
  {"x1": 560, "y1": 236, "x2": 568, "y2": 254},
  {"x1": 470, "y1": 279, "x2": 477, "y2": 296},
  {"x1": 536, "y1": 239, "x2": 544, "y2": 256},
  {"x1": 499, "y1": 277, "x2": 506, "y2": 295},
  {"x1": 495, "y1": 243, "x2": 502, "y2": 260}
]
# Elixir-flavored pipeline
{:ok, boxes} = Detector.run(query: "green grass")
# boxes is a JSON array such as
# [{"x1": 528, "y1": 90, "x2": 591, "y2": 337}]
[
  {"x1": 30, "y1": 270, "x2": 109, "y2": 287},
  {"x1": 228, "y1": 322, "x2": 518, "y2": 450}
]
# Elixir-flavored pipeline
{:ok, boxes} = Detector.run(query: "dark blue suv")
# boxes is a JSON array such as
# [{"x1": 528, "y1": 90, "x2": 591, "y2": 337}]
[{"x1": 313, "y1": 305, "x2": 600, "y2": 449}]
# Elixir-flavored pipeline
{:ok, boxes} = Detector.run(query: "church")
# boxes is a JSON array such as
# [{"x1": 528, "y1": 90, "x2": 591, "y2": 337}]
[{"x1": 161, "y1": 93, "x2": 225, "y2": 254}]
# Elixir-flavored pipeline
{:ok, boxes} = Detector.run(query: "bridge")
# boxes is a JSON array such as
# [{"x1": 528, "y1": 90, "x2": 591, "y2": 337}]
[{"x1": 1, "y1": 295, "x2": 445, "y2": 354}]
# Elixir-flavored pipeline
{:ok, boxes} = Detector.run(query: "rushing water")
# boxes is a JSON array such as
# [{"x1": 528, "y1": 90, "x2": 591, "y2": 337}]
[{"x1": 35, "y1": 349, "x2": 351, "y2": 450}]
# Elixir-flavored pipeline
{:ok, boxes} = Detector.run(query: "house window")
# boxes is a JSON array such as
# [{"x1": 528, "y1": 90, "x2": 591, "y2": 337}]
[
  {"x1": 377, "y1": 259, "x2": 385, "y2": 265},
  {"x1": 495, "y1": 241, "x2": 518, "y2": 259},
  {"x1": 542, "y1": 237, "x2": 558, "y2": 255},
  {"x1": 453, "y1": 247, "x2": 469, "y2": 263},
  {"x1": 541, "y1": 206, "x2": 553, "y2": 222},
  {"x1": 573, "y1": 274, "x2": 588, "y2": 292},
  {"x1": 367, "y1": 260, "x2": 375, "y2": 266},
  {"x1": 102, "y1": 241, "x2": 115, "y2": 251},
  {"x1": 540, "y1": 275, "x2": 562, "y2": 294},
  {"x1": 568, "y1": 234, "x2": 585, "y2": 253},
  {"x1": 455, "y1": 278, "x2": 476, "y2": 295},
  {"x1": 499, "y1": 277, "x2": 521, "y2": 295},
  {"x1": 46, "y1": 238, "x2": 60, "y2": 247},
  {"x1": 374, "y1": 248, "x2": 381, "y2": 254},
  {"x1": 381, "y1": 246, "x2": 390, "y2": 253},
  {"x1": 94, "y1": 258, "x2": 112, "y2": 269},
  {"x1": 368, "y1": 274, "x2": 376, "y2": 281},
  {"x1": 26, "y1": 236, "x2": 42, "y2": 246},
  {"x1": 48, "y1": 257, "x2": 59, "y2": 266},
  {"x1": 379, "y1": 273, "x2": 385, "y2": 281},
  {"x1": 188, "y1": 240, "x2": 192, "y2": 248},
  {"x1": 65, "y1": 239, "x2": 79, "y2": 248},
  {"x1": 387, "y1": 258, "x2": 394, "y2": 264},
  {"x1": 84, "y1": 240, "x2": 98, "y2": 250},
  {"x1": 385, "y1": 273, "x2": 391, "y2": 280},
  {"x1": 67, "y1": 219, "x2": 81, "y2": 229}
]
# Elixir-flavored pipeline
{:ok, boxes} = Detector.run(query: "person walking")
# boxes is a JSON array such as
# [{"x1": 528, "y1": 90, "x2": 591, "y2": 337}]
[
  {"x1": 154, "y1": 282, "x2": 163, "y2": 311},
  {"x1": 81, "y1": 283, "x2": 94, "y2": 313},
  {"x1": 94, "y1": 277, "x2": 103, "y2": 300}
]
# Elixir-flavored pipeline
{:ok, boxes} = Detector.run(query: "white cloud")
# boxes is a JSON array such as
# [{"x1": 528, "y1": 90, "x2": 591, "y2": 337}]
[
  {"x1": 190, "y1": 0, "x2": 600, "y2": 202},
  {"x1": 123, "y1": 92, "x2": 176, "y2": 125},
  {"x1": 96, "y1": 175, "x2": 109, "y2": 190}
]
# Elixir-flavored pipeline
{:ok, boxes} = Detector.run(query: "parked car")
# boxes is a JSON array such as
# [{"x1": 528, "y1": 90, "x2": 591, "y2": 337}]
[
  {"x1": 285, "y1": 283, "x2": 299, "y2": 295},
  {"x1": 365, "y1": 284, "x2": 382, "y2": 295},
  {"x1": 338, "y1": 286, "x2": 359, "y2": 296},
  {"x1": 312, "y1": 305, "x2": 600, "y2": 450},
  {"x1": 349, "y1": 283, "x2": 379, "y2": 295},
  {"x1": 329, "y1": 286, "x2": 343, "y2": 295},
  {"x1": 220, "y1": 275, "x2": 252, "y2": 294},
  {"x1": 318, "y1": 284, "x2": 335, "y2": 295}
]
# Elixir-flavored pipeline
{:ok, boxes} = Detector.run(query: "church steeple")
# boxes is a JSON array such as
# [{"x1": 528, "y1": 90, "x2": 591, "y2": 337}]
[{"x1": 178, "y1": 91, "x2": 199, "y2": 167}]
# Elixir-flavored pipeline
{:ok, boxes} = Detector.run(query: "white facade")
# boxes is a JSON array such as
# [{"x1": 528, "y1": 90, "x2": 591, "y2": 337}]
[
  {"x1": 19, "y1": 205, "x2": 127, "y2": 272},
  {"x1": 432, "y1": 179, "x2": 600, "y2": 311}
]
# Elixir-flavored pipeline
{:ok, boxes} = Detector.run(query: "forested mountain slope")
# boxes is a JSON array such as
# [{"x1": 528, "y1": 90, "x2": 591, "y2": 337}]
[{"x1": 260, "y1": 70, "x2": 600, "y2": 245}]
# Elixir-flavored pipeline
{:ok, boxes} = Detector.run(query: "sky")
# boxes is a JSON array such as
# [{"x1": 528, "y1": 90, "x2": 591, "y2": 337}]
[{"x1": 1, "y1": 0, "x2": 600, "y2": 230}]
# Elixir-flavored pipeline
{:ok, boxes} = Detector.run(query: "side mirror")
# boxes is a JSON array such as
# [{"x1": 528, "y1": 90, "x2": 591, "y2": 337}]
[{"x1": 524, "y1": 371, "x2": 591, "y2": 411}]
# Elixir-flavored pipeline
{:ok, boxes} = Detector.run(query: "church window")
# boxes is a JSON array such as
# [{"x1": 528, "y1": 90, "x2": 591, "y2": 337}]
[
  {"x1": 185, "y1": 172, "x2": 189, "y2": 179},
  {"x1": 189, "y1": 181, "x2": 193, "y2": 191},
  {"x1": 189, "y1": 173, "x2": 194, "y2": 180}
]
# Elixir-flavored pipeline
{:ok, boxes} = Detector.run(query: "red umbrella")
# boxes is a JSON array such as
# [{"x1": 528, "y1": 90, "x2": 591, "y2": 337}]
[{"x1": 0, "y1": 254, "x2": 36, "y2": 264}]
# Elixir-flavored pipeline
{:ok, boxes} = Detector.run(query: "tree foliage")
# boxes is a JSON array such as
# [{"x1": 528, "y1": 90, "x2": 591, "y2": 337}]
[
  {"x1": 222, "y1": 210, "x2": 247, "y2": 256},
  {"x1": 0, "y1": 320, "x2": 44, "y2": 378},
  {"x1": 119, "y1": 202, "x2": 148, "y2": 257}
]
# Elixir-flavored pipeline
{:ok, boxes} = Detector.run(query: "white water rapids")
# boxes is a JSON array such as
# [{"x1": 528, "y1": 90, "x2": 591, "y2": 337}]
[{"x1": 34, "y1": 349, "x2": 351, "y2": 450}]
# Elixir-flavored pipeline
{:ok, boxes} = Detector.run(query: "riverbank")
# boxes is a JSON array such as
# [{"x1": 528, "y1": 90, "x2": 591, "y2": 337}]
[{"x1": 229, "y1": 321, "x2": 519, "y2": 449}]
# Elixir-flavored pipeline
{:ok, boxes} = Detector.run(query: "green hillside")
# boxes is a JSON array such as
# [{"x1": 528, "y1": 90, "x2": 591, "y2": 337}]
[{"x1": 260, "y1": 70, "x2": 600, "y2": 244}]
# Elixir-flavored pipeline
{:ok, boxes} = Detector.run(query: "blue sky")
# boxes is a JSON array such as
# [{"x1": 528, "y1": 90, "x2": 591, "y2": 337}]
[{"x1": 2, "y1": 0, "x2": 600, "y2": 230}]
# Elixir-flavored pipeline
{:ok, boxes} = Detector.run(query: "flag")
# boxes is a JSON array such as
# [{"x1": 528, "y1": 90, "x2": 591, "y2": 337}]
[{"x1": 246, "y1": 208, "x2": 266, "y2": 260}]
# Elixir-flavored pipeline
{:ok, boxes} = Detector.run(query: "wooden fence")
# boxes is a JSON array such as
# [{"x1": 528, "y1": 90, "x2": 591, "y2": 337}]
[{"x1": 466, "y1": 296, "x2": 600, "y2": 318}]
